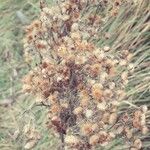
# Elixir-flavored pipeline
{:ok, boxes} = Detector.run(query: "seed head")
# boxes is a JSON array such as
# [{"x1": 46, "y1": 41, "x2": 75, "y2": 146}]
[{"x1": 89, "y1": 134, "x2": 99, "y2": 145}]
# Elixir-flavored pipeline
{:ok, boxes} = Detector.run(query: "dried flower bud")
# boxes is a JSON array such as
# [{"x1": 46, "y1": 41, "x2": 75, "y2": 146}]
[
  {"x1": 122, "y1": 50, "x2": 129, "y2": 56},
  {"x1": 28, "y1": 130, "x2": 41, "y2": 140},
  {"x1": 104, "y1": 89, "x2": 113, "y2": 98},
  {"x1": 109, "y1": 113, "x2": 117, "y2": 125},
  {"x1": 128, "y1": 63, "x2": 134, "y2": 70},
  {"x1": 119, "y1": 59, "x2": 127, "y2": 66},
  {"x1": 113, "y1": 59, "x2": 119, "y2": 65},
  {"x1": 24, "y1": 124, "x2": 30, "y2": 134},
  {"x1": 100, "y1": 72, "x2": 108, "y2": 83},
  {"x1": 127, "y1": 53, "x2": 133, "y2": 61},
  {"x1": 141, "y1": 114, "x2": 146, "y2": 126},
  {"x1": 133, "y1": 139, "x2": 142, "y2": 149},
  {"x1": 99, "y1": 131, "x2": 108, "y2": 146},
  {"x1": 61, "y1": 103, "x2": 69, "y2": 109},
  {"x1": 89, "y1": 134, "x2": 99, "y2": 145},
  {"x1": 50, "y1": 104, "x2": 60, "y2": 114},
  {"x1": 22, "y1": 84, "x2": 32, "y2": 93},
  {"x1": 22, "y1": 74, "x2": 33, "y2": 84},
  {"x1": 92, "y1": 123, "x2": 99, "y2": 132},
  {"x1": 98, "y1": 51, "x2": 105, "y2": 60},
  {"x1": 130, "y1": 148, "x2": 138, "y2": 150},
  {"x1": 109, "y1": 82, "x2": 115, "y2": 90},
  {"x1": 85, "y1": 109, "x2": 93, "y2": 118},
  {"x1": 108, "y1": 67, "x2": 116, "y2": 77},
  {"x1": 43, "y1": 7, "x2": 52, "y2": 15},
  {"x1": 76, "y1": 56, "x2": 87, "y2": 65},
  {"x1": 51, "y1": 116, "x2": 61, "y2": 125},
  {"x1": 73, "y1": 107, "x2": 83, "y2": 115},
  {"x1": 24, "y1": 140, "x2": 37, "y2": 149},
  {"x1": 62, "y1": 15, "x2": 70, "y2": 21},
  {"x1": 103, "y1": 46, "x2": 110, "y2": 52},
  {"x1": 122, "y1": 113, "x2": 129, "y2": 123},
  {"x1": 109, "y1": 132, "x2": 116, "y2": 139},
  {"x1": 111, "y1": 101, "x2": 119, "y2": 107},
  {"x1": 87, "y1": 79, "x2": 95, "y2": 86},
  {"x1": 121, "y1": 71, "x2": 128, "y2": 81},
  {"x1": 71, "y1": 32, "x2": 81, "y2": 41},
  {"x1": 141, "y1": 126, "x2": 149, "y2": 135},
  {"x1": 65, "y1": 135, "x2": 80, "y2": 145},
  {"x1": 81, "y1": 123, "x2": 93, "y2": 135},
  {"x1": 134, "y1": 110, "x2": 142, "y2": 118},
  {"x1": 124, "y1": 127, "x2": 132, "y2": 139},
  {"x1": 80, "y1": 97, "x2": 89, "y2": 107},
  {"x1": 35, "y1": 40, "x2": 47, "y2": 49},
  {"x1": 133, "y1": 119, "x2": 141, "y2": 129},
  {"x1": 141, "y1": 105, "x2": 148, "y2": 113},
  {"x1": 90, "y1": 63, "x2": 101, "y2": 77},
  {"x1": 92, "y1": 84, "x2": 103, "y2": 101},
  {"x1": 117, "y1": 90, "x2": 126, "y2": 100},
  {"x1": 71, "y1": 23, "x2": 79, "y2": 31},
  {"x1": 102, "y1": 112, "x2": 110, "y2": 123},
  {"x1": 97, "y1": 102, "x2": 106, "y2": 111}
]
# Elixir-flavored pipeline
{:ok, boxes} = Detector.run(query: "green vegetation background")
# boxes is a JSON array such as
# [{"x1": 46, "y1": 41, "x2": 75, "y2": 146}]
[{"x1": 0, "y1": 0, "x2": 57, "y2": 149}]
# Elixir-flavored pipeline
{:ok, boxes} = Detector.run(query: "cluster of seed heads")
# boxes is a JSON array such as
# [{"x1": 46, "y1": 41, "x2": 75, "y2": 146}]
[
  {"x1": 23, "y1": 124, "x2": 41, "y2": 149},
  {"x1": 23, "y1": 0, "x2": 149, "y2": 149}
]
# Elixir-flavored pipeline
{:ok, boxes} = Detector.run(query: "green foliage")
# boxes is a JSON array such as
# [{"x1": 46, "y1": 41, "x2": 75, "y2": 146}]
[
  {"x1": 0, "y1": 0, "x2": 53, "y2": 99},
  {"x1": 0, "y1": 0, "x2": 56, "y2": 149}
]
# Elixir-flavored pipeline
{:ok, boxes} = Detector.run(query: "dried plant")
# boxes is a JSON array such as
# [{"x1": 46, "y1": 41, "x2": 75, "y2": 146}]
[{"x1": 22, "y1": 0, "x2": 149, "y2": 149}]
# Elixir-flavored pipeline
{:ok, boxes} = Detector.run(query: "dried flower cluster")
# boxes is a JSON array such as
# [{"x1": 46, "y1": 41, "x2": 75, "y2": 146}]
[
  {"x1": 23, "y1": 124, "x2": 41, "y2": 149},
  {"x1": 23, "y1": 0, "x2": 148, "y2": 149}
]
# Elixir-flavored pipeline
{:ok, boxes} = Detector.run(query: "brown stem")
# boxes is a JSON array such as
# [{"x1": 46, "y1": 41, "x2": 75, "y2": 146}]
[{"x1": 60, "y1": 133, "x2": 65, "y2": 150}]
